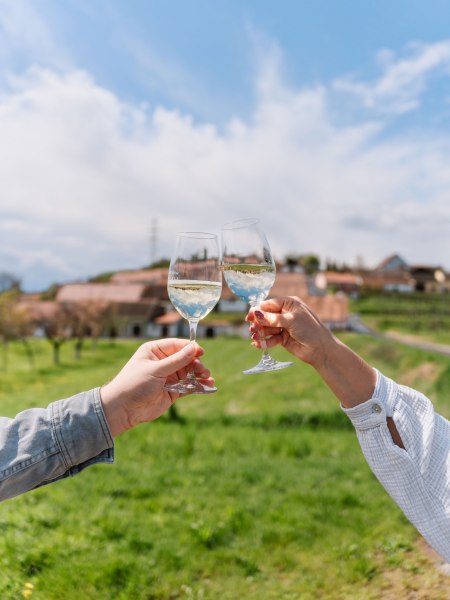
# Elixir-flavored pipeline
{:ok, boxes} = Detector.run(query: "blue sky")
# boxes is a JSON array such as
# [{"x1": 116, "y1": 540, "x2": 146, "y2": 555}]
[{"x1": 1, "y1": 0, "x2": 450, "y2": 290}]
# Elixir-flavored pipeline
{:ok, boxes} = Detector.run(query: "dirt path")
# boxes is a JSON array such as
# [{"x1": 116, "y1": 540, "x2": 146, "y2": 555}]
[
  {"x1": 375, "y1": 540, "x2": 450, "y2": 599},
  {"x1": 383, "y1": 331, "x2": 450, "y2": 358}
]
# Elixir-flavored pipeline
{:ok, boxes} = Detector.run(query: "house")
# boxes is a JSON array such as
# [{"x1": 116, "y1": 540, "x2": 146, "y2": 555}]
[
  {"x1": 20, "y1": 264, "x2": 351, "y2": 341},
  {"x1": 356, "y1": 254, "x2": 415, "y2": 292},
  {"x1": 314, "y1": 272, "x2": 363, "y2": 298},
  {"x1": 152, "y1": 269, "x2": 351, "y2": 335},
  {"x1": 110, "y1": 268, "x2": 169, "y2": 301},
  {"x1": 147, "y1": 311, "x2": 185, "y2": 338},
  {"x1": 357, "y1": 254, "x2": 450, "y2": 293},
  {"x1": 270, "y1": 271, "x2": 310, "y2": 298},
  {"x1": 358, "y1": 270, "x2": 415, "y2": 293},
  {"x1": 304, "y1": 294, "x2": 349, "y2": 330},
  {"x1": 56, "y1": 282, "x2": 165, "y2": 337},
  {"x1": 409, "y1": 265, "x2": 450, "y2": 293},
  {"x1": 148, "y1": 311, "x2": 247, "y2": 339},
  {"x1": 376, "y1": 254, "x2": 409, "y2": 273}
]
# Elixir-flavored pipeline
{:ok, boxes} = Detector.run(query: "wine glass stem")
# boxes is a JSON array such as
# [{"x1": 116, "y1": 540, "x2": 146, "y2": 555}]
[
  {"x1": 252, "y1": 303, "x2": 270, "y2": 360},
  {"x1": 187, "y1": 319, "x2": 199, "y2": 379}
]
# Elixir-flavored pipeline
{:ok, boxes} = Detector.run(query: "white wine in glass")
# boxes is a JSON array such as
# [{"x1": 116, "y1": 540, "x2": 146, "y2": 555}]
[
  {"x1": 221, "y1": 218, "x2": 293, "y2": 374},
  {"x1": 164, "y1": 232, "x2": 222, "y2": 394}
]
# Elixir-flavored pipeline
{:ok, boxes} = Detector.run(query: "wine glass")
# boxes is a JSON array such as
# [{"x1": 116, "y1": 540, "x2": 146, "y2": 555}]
[
  {"x1": 164, "y1": 232, "x2": 222, "y2": 394},
  {"x1": 221, "y1": 218, "x2": 293, "y2": 375}
]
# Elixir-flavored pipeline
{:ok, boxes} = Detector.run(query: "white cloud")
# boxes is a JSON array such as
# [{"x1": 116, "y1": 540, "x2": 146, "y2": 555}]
[
  {"x1": 333, "y1": 40, "x2": 450, "y2": 114},
  {"x1": 1, "y1": 39, "x2": 450, "y2": 290}
]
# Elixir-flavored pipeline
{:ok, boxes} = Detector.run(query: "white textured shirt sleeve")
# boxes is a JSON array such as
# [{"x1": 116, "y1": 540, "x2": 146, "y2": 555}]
[{"x1": 342, "y1": 369, "x2": 450, "y2": 563}]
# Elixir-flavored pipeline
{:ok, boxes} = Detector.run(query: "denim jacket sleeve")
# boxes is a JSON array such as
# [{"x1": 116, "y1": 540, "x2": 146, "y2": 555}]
[
  {"x1": 0, "y1": 388, "x2": 114, "y2": 501},
  {"x1": 342, "y1": 370, "x2": 450, "y2": 563}
]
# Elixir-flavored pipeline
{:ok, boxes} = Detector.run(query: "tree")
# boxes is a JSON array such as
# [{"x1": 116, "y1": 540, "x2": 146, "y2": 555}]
[
  {"x1": 284, "y1": 254, "x2": 320, "y2": 275},
  {"x1": 0, "y1": 290, "x2": 19, "y2": 370},
  {"x1": 42, "y1": 304, "x2": 72, "y2": 365},
  {"x1": 325, "y1": 259, "x2": 353, "y2": 272},
  {"x1": 83, "y1": 300, "x2": 110, "y2": 350},
  {"x1": 64, "y1": 300, "x2": 110, "y2": 359},
  {"x1": 0, "y1": 272, "x2": 21, "y2": 293},
  {"x1": 40, "y1": 283, "x2": 59, "y2": 300},
  {"x1": 11, "y1": 302, "x2": 35, "y2": 369},
  {"x1": 0, "y1": 290, "x2": 34, "y2": 370},
  {"x1": 145, "y1": 258, "x2": 170, "y2": 269},
  {"x1": 301, "y1": 254, "x2": 320, "y2": 275}
]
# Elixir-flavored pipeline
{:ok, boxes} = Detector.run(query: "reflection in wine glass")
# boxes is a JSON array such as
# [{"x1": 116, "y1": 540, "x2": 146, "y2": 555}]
[
  {"x1": 164, "y1": 232, "x2": 222, "y2": 394},
  {"x1": 221, "y1": 218, "x2": 293, "y2": 375}
]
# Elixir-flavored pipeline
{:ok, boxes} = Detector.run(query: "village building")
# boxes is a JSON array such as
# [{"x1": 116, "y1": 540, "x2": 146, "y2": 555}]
[
  {"x1": 55, "y1": 282, "x2": 165, "y2": 337},
  {"x1": 314, "y1": 272, "x2": 363, "y2": 298},
  {"x1": 21, "y1": 250, "x2": 450, "y2": 341},
  {"x1": 356, "y1": 254, "x2": 450, "y2": 293}
]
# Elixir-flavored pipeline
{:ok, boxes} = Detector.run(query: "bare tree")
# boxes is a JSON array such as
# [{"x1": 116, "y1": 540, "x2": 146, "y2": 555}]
[
  {"x1": 0, "y1": 290, "x2": 18, "y2": 370},
  {"x1": 0, "y1": 289, "x2": 35, "y2": 370},
  {"x1": 42, "y1": 304, "x2": 72, "y2": 365},
  {"x1": 11, "y1": 302, "x2": 35, "y2": 369},
  {"x1": 63, "y1": 300, "x2": 109, "y2": 360},
  {"x1": 80, "y1": 299, "x2": 110, "y2": 352}
]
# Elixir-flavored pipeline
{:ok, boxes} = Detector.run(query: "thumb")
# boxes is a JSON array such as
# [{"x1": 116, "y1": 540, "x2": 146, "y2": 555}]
[{"x1": 156, "y1": 343, "x2": 196, "y2": 378}]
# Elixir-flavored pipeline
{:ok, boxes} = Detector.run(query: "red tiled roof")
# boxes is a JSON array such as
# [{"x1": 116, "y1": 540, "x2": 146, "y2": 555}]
[
  {"x1": 56, "y1": 283, "x2": 153, "y2": 303},
  {"x1": 359, "y1": 271, "x2": 413, "y2": 287},
  {"x1": 154, "y1": 311, "x2": 182, "y2": 324},
  {"x1": 220, "y1": 271, "x2": 309, "y2": 301},
  {"x1": 17, "y1": 300, "x2": 59, "y2": 321},
  {"x1": 111, "y1": 268, "x2": 169, "y2": 285},
  {"x1": 318, "y1": 272, "x2": 362, "y2": 286},
  {"x1": 270, "y1": 272, "x2": 309, "y2": 298},
  {"x1": 305, "y1": 294, "x2": 349, "y2": 322}
]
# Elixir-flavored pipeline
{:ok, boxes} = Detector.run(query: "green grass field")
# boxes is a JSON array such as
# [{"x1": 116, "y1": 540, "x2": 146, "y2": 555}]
[
  {"x1": 1, "y1": 335, "x2": 450, "y2": 599},
  {"x1": 351, "y1": 292, "x2": 450, "y2": 345}
]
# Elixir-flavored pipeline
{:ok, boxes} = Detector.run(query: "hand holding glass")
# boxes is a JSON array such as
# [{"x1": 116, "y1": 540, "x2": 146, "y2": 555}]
[
  {"x1": 165, "y1": 232, "x2": 222, "y2": 394},
  {"x1": 221, "y1": 218, "x2": 293, "y2": 374}
]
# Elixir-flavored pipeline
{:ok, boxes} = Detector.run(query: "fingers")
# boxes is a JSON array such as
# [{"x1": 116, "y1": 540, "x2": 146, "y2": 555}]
[
  {"x1": 153, "y1": 343, "x2": 198, "y2": 377},
  {"x1": 251, "y1": 308, "x2": 289, "y2": 330},
  {"x1": 251, "y1": 333, "x2": 282, "y2": 349},
  {"x1": 247, "y1": 297, "x2": 297, "y2": 327},
  {"x1": 165, "y1": 362, "x2": 215, "y2": 390},
  {"x1": 248, "y1": 323, "x2": 282, "y2": 337},
  {"x1": 192, "y1": 358, "x2": 212, "y2": 380},
  {"x1": 148, "y1": 338, "x2": 205, "y2": 358}
]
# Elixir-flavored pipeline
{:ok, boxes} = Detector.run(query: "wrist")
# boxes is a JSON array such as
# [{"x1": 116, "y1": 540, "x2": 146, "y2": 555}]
[
  {"x1": 303, "y1": 327, "x2": 338, "y2": 370},
  {"x1": 100, "y1": 383, "x2": 129, "y2": 437}
]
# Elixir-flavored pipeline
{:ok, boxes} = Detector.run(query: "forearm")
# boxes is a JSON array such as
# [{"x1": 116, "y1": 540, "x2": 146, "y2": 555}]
[
  {"x1": 314, "y1": 336, "x2": 404, "y2": 446},
  {"x1": 0, "y1": 389, "x2": 114, "y2": 501},
  {"x1": 314, "y1": 336, "x2": 377, "y2": 408}
]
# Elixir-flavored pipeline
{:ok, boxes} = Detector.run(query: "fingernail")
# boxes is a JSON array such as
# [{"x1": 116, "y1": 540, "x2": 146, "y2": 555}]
[{"x1": 255, "y1": 310, "x2": 264, "y2": 320}]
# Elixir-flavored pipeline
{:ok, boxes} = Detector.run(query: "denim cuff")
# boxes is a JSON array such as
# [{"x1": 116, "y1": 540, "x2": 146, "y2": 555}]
[{"x1": 50, "y1": 388, "x2": 114, "y2": 471}]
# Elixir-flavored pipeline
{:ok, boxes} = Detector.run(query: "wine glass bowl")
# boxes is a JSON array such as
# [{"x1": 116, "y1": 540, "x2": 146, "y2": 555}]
[
  {"x1": 221, "y1": 218, "x2": 293, "y2": 374},
  {"x1": 165, "y1": 232, "x2": 222, "y2": 394}
]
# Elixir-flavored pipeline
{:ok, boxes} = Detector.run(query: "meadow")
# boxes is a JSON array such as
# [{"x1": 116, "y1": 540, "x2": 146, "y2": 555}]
[
  {"x1": 1, "y1": 333, "x2": 450, "y2": 599},
  {"x1": 351, "y1": 292, "x2": 450, "y2": 345}
]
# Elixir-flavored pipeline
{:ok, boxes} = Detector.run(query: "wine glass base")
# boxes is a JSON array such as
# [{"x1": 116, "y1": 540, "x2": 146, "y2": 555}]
[
  {"x1": 164, "y1": 378, "x2": 218, "y2": 395},
  {"x1": 242, "y1": 357, "x2": 293, "y2": 375}
]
